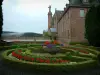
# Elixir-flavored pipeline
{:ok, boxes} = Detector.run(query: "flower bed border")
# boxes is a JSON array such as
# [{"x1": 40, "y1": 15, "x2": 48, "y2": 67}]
[{"x1": 1, "y1": 49, "x2": 99, "y2": 73}]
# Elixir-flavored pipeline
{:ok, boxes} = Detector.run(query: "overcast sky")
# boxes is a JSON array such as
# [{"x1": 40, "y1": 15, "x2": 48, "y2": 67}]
[{"x1": 2, "y1": 0, "x2": 69, "y2": 33}]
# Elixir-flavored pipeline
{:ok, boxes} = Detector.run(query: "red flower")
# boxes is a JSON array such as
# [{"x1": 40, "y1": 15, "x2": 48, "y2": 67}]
[
  {"x1": 64, "y1": 60, "x2": 70, "y2": 63},
  {"x1": 52, "y1": 60, "x2": 57, "y2": 63},
  {"x1": 24, "y1": 56, "x2": 30, "y2": 60},
  {"x1": 14, "y1": 53, "x2": 18, "y2": 57},
  {"x1": 45, "y1": 59, "x2": 50, "y2": 63},
  {"x1": 36, "y1": 58, "x2": 40, "y2": 61},
  {"x1": 59, "y1": 60, "x2": 64, "y2": 63},
  {"x1": 12, "y1": 52, "x2": 20, "y2": 58},
  {"x1": 31, "y1": 58, "x2": 34, "y2": 61},
  {"x1": 12, "y1": 51, "x2": 14, "y2": 54},
  {"x1": 56, "y1": 59, "x2": 60, "y2": 63},
  {"x1": 80, "y1": 50, "x2": 89, "y2": 54},
  {"x1": 44, "y1": 41, "x2": 50, "y2": 45},
  {"x1": 18, "y1": 55, "x2": 23, "y2": 59},
  {"x1": 72, "y1": 48, "x2": 89, "y2": 54},
  {"x1": 53, "y1": 40, "x2": 59, "y2": 44},
  {"x1": 27, "y1": 57, "x2": 31, "y2": 61},
  {"x1": 12, "y1": 51, "x2": 15, "y2": 56},
  {"x1": 16, "y1": 54, "x2": 20, "y2": 59},
  {"x1": 39, "y1": 59, "x2": 45, "y2": 63},
  {"x1": 16, "y1": 54, "x2": 22, "y2": 59}
]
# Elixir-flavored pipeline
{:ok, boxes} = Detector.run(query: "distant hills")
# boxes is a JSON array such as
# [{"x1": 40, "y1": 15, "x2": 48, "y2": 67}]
[
  {"x1": 21, "y1": 32, "x2": 42, "y2": 37},
  {"x1": 2, "y1": 31, "x2": 43, "y2": 37},
  {"x1": 2, "y1": 31, "x2": 15, "y2": 34}
]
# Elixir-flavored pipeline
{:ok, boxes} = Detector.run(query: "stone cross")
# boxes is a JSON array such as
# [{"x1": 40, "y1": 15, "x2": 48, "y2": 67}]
[{"x1": 48, "y1": 5, "x2": 51, "y2": 12}]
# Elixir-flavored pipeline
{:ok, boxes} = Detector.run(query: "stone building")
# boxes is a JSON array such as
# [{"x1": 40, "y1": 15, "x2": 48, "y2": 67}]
[{"x1": 48, "y1": 0, "x2": 92, "y2": 44}]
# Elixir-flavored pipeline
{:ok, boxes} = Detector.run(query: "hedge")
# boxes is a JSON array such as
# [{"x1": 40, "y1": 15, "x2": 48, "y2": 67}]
[
  {"x1": 71, "y1": 45, "x2": 100, "y2": 55},
  {"x1": 11, "y1": 44, "x2": 43, "y2": 49},
  {"x1": 10, "y1": 44, "x2": 60, "y2": 50},
  {"x1": 1, "y1": 49, "x2": 99, "y2": 73},
  {"x1": 11, "y1": 49, "x2": 91, "y2": 62},
  {"x1": 1, "y1": 43, "x2": 100, "y2": 73},
  {"x1": 10, "y1": 48, "x2": 94, "y2": 61},
  {"x1": 69, "y1": 42, "x2": 89, "y2": 46}
]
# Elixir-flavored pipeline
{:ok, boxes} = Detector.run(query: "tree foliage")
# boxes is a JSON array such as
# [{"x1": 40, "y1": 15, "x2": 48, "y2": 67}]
[
  {"x1": 0, "y1": 0, "x2": 3, "y2": 40},
  {"x1": 43, "y1": 31, "x2": 51, "y2": 37},
  {"x1": 21, "y1": 32, "x2": 42, "y2": 37},
  {"x1": 85, "y1": 5, "x2": 100, "y2": 47}
]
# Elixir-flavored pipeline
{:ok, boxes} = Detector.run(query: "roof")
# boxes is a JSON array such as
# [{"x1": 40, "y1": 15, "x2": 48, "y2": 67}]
[
  {"x1": 55, "y1": 10, "x2": 64, "y2": 21},
  {"x1": 51, "y1": 10, "x2": 63, "y2": 26},
  {"x1": 51, "y1": 16, "x2": 54, "y2": 26}
]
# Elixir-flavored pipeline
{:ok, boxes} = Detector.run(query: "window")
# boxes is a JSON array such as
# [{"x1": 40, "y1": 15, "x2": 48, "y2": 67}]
[{"x1": 80, "y1": 9, "x2": 85, "y2": 17}]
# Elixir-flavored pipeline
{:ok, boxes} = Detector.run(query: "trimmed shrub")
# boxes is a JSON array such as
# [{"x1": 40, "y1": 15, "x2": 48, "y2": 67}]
[
  {"x1": 72, "y1": 45, "x2": 100, "y2": 55},
  {"x1": 69, "y1": 42, "x2": 89, "y2": 46}
]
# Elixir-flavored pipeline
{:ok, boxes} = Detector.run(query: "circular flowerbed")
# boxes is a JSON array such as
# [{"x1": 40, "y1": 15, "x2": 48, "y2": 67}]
[{"x1": 1, "y1": 44, "x2": 100, "y2": 72}]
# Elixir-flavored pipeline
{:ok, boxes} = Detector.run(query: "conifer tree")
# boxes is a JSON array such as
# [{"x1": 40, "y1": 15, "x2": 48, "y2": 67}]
[
  {"x1": 85, "y1": 5, "x2": 100, "y2": 46},
  {"x1": 0, "y1": 0, "x2": 3, "y2": 40}
]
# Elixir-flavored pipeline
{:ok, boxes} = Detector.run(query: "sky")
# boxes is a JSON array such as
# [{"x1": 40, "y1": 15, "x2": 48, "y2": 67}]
[{"x1": 2, "y1": 0, "x2": 69, "y2": 34}]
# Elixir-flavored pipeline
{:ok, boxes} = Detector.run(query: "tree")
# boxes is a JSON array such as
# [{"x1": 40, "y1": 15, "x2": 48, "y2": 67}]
[
  {"x1": 43, "y1": 31, "x2": 52, "y2": 40},
  {"x1": 85, "y1": 5, "x2": 100, "y2": 47},
  {"x1": 0, "y1": 0, "x2": 8, "y2": 46},
  {"x1": 0, "y1": 0, "x2": 3, "y2": 40}
]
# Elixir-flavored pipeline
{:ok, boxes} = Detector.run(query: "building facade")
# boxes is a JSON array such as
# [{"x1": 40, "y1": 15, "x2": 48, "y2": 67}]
[
  {"x1": 48, "y1": 0, "x2": 91, "y2": 44},
  {"x1": 57, "y1": 5, "x2": 90, "y2": 44}
]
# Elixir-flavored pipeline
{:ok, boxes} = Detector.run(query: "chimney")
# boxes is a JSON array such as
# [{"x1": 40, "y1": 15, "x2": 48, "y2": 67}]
[
  {"x1": 64, "y1": 7, "x2": 66, "y2": 11},
  {"x1": 66, "y1": 4, "x2": 69, "y2": 7}
]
